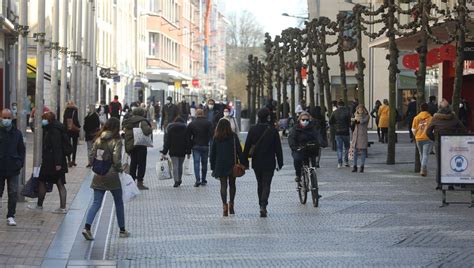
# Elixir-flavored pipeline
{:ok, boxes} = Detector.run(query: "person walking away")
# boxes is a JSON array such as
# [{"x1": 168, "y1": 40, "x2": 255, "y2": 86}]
[
  {"x1": 0, "y1": 109, "x2": 26, "y2": 226},
  {"x1": 161, "y1": 117, "x2": 189, "y2": 187},
  {"x1": 123, "y1": 103, "x2": 130, "y2": 115},
  {"x1": 427, "y1": 96, "x2": 438, "y2": 116},
  {"x1": 123, "y1": 108, "x2": 152, "y2": 190},
  {"x1": 186, "y1": 109, "x2": 213, "y2": 187},
  {"x1": 97, "y1": 101, "x2": 109, "y2": 126},
  {"x1": 84, "y1": 105, "x2": 101, "y2": 168},
  {"x1": 351, "y1": 105, "x2": 369, "y2": 173},
  {"x1": 222, "y1": 107, "x2": 239, "y2": 133},
  {"x1": 378, "y1": 99, "x2": 390, "y2": 143},
  {"x1": 210, "y1": 119, "x2": 244, "y2": 217},
  {"x1": 426, "y1": 99, "x2": 466, "y2": 189},
  {"x1": 28, "y1": 112, "x2": 68, "y2": 213},
  {"x1": 63, "y1": 101, "x2": 80, "y2": 167},
  {"x1": 329, "y1": 100, "x2": 352, "y2": 168},
  {"x1": 309, "y1": 106, "x2": 328, "y2": 168},
  {"x1": 154, "y1": 101, "x2": 162, "y2": 129},
  {"x1": 161, "y1": 97, "x2": 179, "y2": 131},
  {"x1": 147, "y1": 102, "x2": 156, "y2": 129},
  {"x1": 243, "y1": 108, "x2": 283, "y2": 217},
  {"x1": 370, "y1": 100, "x2": 382, "y2": 142},
  {"x1": 82, "y1": 117, "x2": 129, "y2": 240},
  {"x1": 190, "y1": 101, "x2": 197, "y2": 122},
  {"x1": 406, "y1": 97, "x2": 417, "y2": 142},
  {"x1": 288, "y1": 112, "x2": 322, "y2": 185},
  {"x1": 109, "y1": 95, "x2": 122, "y2": 119},
  {"x1": 411, "y1": 103, "x2": 433, "y2": 177},
  {"x1": 178, "y1": 99, "x2": 190, "y2": 123}
]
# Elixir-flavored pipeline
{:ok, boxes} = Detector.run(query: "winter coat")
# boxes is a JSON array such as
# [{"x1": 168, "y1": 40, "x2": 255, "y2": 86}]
[
  {"x1": 204, "y1": 106, "x2": 223, "y2": 130},
  {"x1": 210, "y1": 133, "x2": 244, "y2": 178},
  {"x1": 147, "y1": 106, "x2": 155, "y2": 121},
  {"x1": 406, "y1": 101, "x2": 417, "y2": 121},
  {"x1": 243, "y1": 123, "x2": 283, "y2": 172},
  {"x1": 329, "y1": 106, "x2": 352, "y2": 136},
  {"x1": 162, "y1": 122, "x2": 190, "y2": 157},
  {"x1": 84, "y1": 112, "x2": 101, "y2": 141},
  {"x1": 40, "y1": 120, "x2": 68, "y2": 176},
  {"x1": 288, "y1": 122, "x2": 321, "y2": 152},
  {"x1": 351, "y1": 113, "x2": 369, "y2": 149},
  {"x1": 426, "y1": 112, "x2": 466, "y2": 143},
  {"x1": 122, "y1": 115, "x2": 153, "y2": 154},
  {"x1": 109, "y1": 100, "x2": 122, "y2": 118},
  {"x1": 0, "y1": 123, "x2": 26, "y2": 177},
  {"x1": 186, "y1": 117, "x2": 213, "y2": 147},
  {"x1": 178, "y1": 102, "x2": 190, "y2": 118},
  {"x1": 378, "y1": 104, "x2": 390, "y2": 128},
  {"x1": 90, "y1": 131, "x2": 123, "y2": 191},
  {"x1": 161, "y1": 103, "x2": 179, "y2": 129},
  {"x1": 63, "y1": 106, "x2": 81, "y2": 138},
  {"x1": 411, "y1": 111, "x2": 432, "y2": 142}
]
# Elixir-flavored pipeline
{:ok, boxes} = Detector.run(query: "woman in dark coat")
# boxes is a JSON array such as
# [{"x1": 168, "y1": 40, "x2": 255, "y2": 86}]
[
  {"x1": 210, "y1": 119, "x2": 244, "y2": 217},
  {"x1": 84, "y1": 104, "x2": 101, "y2": 167},
  {"x1": 63, "y1": 100, "x2": 81, "y2": 167},
  {"x1": 161, "y1": 117, "x2": 190, "y2": 187},
  {"x1": 243, "y1": 108, "x2": 283, "y2": 217},
  {"x1": 29, "y1": 112, "x2": 68, "y2": 213}
]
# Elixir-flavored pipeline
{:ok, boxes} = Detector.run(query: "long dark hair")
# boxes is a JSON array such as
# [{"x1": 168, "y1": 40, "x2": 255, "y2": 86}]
[
  {"x1": 213, "y1": 118, "x2": 233, "y2": 141},
  {"x1": 96, "y1": 117, "x2": 121, "y2": 140}
]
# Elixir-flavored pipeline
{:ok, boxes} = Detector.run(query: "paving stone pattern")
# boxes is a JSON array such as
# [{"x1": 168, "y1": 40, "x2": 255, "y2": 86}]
[{"x1": 105, "y1": 133, "x2": 474, "y2": 267}]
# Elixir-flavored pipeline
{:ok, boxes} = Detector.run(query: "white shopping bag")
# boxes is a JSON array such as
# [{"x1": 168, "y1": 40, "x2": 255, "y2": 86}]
[
  {"x1": 156, "y1": 157, "x2": 173, "y2": 180},
  {"x1": 120, "y1": 173, "x2": 140, "y2": 202},
  {"x1": 184, "y1": 157, "x2": 193, "y2": 175}
]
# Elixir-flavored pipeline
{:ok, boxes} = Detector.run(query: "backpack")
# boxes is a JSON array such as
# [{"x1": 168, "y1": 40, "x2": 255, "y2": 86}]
[{"x1": 92, "y1": 143, "x2": 113, "y2": 176}]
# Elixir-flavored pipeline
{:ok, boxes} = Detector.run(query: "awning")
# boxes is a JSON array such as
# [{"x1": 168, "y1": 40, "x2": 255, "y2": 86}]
[
  {"x1": 27, "y1": 58, "x2": 52, "y2": 81},
  {"x1": 146, "y1": 68, "x2": 193, "y2": 83},
  {"x1": 369, "y1": 20, "x2": 474, "y2": 51}
]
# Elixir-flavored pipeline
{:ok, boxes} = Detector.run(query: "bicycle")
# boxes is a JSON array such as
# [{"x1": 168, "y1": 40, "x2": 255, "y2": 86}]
[{"x1": 297, "y1": 142, "x2": 321, "y2": 207}]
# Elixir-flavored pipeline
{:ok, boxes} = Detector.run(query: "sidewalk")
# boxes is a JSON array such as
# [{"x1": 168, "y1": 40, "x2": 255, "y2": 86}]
[{"x1": 0, "y1": 132, "x2": 90, "y2": 267}]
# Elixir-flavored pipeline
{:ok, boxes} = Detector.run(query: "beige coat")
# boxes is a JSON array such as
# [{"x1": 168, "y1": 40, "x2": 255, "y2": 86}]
[{"x1": 351, "y1": 113, "x2": 369, "y2": 149}]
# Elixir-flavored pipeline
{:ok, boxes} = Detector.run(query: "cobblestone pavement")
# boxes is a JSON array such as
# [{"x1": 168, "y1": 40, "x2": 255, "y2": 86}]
[
  {"x1": 0, "y1": 132, "x2": 89, "y2": 267},
  {"x1": 99, "y1": 132, "x2": 474, "y2": 267}
]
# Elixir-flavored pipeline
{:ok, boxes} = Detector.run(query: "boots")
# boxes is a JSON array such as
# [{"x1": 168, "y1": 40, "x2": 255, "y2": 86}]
[
  {"x1": 229, "y1": 203, "x2": 235, "y2": 214},
  {"x1": 352, "y1": 166, "x2": 358, "y2": 172},
  {"x1": 420, "y1": 167, "x2": 427, "y2": 177},
  {"x1": 223, "y1": 203, "x2": 229, "y2": 217},
  {"x1": 360, "y1": 166, "x2": 364, "y2": 173},
  {"x1": 260, "y1": 206, "x2": 267, "y2": 218},
  {"x1": 137, "y1": 181, "x2": 149, "y2": 190}
]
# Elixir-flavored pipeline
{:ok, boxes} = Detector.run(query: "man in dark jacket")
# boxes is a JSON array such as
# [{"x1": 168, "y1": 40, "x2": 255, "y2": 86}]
[
  {"x1": 329, "y1": 100, "x2": 351, "y2": 168},
  {"x1": 406, "y1": 97, "x2": 417, "y2": 142},
  {"x1": 427, "y1": 96, "x2": 438, "y2": 116},
  {"x1": 203, "y1": 99, "x2": 223, "y2": 130},
  {"x1": 162, "y1": 117, "x2": 190, "y2": 187},
  {"x1": 109, "y1": 95, "x2": 122, "y2": 119},
  {"x1": 83, "y1": 105, "x2": 101, "y2": 167},
  {"x1": 0, "y1": 109, "x2": 26, "y2": 226},
  {"x1": 161, "y1": 96, "x2": 179, "y2": 131},
  {"x1": 178, "y1": 99, "x2": 190, "y2": 123},
  {"x1": 186, "y1": 109, "x2": 213, "y2": 187},
  {"x1": 243, "y1": 108, "x2": 283, "y2": 217}
]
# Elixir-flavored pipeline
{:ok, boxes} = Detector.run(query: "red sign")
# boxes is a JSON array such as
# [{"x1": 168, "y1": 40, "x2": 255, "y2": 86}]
[
  {"x1": 402, "y1": 44, "x2": 456, "y2": 70},
  {"x1": 301, "y1": 67, "x2": 307, "y2": 79},
  {"x1": 345, "y1": 62, "x2": 356, "y2": 71},
  {"x1": 192, "y1": 79, "x2": 200, "y2": 87}
]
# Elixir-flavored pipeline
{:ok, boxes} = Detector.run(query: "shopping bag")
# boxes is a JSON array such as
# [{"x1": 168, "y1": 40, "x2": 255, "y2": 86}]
[
  {"x1": 133, "y1": 122, "x2": 153, "y2": 147},
  {"x1": 184, "y1": 157, "x2": 193, "y2": 175},
  {"x1": 21, "y1": 175, "x2": 39, "y2": 198},
  {"x1": 156, "y1": 157, "x2": 173, "y2": 180},
  {"x1": 120, "y1": 173, "x2": 140, "y2": 202},
  {"x1": 348, "y1": 145, "x2": 354, "y2": 161}
]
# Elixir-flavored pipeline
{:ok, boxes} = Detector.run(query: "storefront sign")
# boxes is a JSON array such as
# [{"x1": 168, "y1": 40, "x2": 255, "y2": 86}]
[
  {"x1": 192, "y1": 79, "x2": 200, "y2": 87},
  {"x1": 402, "y1": 44, "x2": 456, "y2": 70},
  {"x1": 439, "y1": 134, "x2": 474, "y2": 184},
  {"x1": 345, "y1": 62, "x2": 356, "y2": 71},
  {"x1": 174, "y1": 81, "x2": 181, "y2": 88},
  {"x1": 464, "y1": 42, "x2": 474, "y2": 60}
]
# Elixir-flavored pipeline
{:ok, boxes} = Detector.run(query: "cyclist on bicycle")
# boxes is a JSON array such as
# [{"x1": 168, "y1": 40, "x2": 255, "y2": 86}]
[{"x1": 288, "y1": 111, "x2": 322, "y2": 184}]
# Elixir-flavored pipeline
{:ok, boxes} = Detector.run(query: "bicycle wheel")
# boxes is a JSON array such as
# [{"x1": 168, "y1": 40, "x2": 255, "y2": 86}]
[
  {"x1": 298, "y1": 167, "x2": 308, "y2": 204},
  {"x1": 310, "y1": 169, "x2": 320, "y2": 207}
]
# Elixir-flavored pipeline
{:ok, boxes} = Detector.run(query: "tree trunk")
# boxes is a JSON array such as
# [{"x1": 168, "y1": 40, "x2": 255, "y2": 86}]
[
  {"x1": 282, "y1": 76, "x2": 289, "y2": 118},
  {"x1": 354, "y1": 8, "x2": 365, "y2": 106},
  {"x1": 452, "y1": 0, "x2": 466, "y2": 116},
  {"x1": 247, "y1": 55, "x2": 253, "y2": 120},
  {"x1": 316, "y1": 53, "x2": 326, "y2": 116},
  {"x1": 387, "y1": 0, "x2": 398, "y2": 165},
  {"x1": 308, "y1": 51, "x2": 316, "y2": 110},
  {"x1": 339, "y1": 48, "x2": 348, "y2": 107}
]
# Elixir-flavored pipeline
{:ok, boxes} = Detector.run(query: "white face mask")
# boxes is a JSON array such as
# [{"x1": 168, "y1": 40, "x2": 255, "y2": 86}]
[
  {"x1": 224, "y1": 112, "x2": 229, "y2": 117},
  {"x1": 167, "y1": 100, "x2": 172, "y2": 104},
  {"x1": 208, "y1": 104, "x2": 214, "y2": 109}
]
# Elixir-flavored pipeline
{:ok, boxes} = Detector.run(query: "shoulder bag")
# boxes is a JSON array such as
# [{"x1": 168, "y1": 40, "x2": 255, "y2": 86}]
[
  {"x1": 232, "y1": 135, "x2": 245, "y2": 178},
  {"x1": 67, "y1": 110, "x2": 80, "y2": 133},
  {"x1": 133, "y1": 121, "x2": 154, "y2": 147}
]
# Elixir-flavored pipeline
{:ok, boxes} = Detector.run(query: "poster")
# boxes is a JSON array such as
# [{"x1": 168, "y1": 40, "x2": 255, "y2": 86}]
[{"x1": 440, "y1": 135, "x2": 474, "y2": 184}]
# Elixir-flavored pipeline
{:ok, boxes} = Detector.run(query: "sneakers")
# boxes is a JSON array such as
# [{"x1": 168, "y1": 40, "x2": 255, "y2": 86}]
[
  {"x1": 119, "y1": 230, "x2": 130, "y2": 238},
  {"x1": 7, "y1": 217, "x2": 16, "y2": 226},
  {"x1": 337, "y1": 163, "x2": 342, "y2": 169},
  {"x1": 201, "y1": 180, "x2": 208, "y2": 186},
  {"x1": 82, "y1": 229, "x2": 94, "y2": 240},
  {"x1": 27, "y1": 204, "x2": 43, "y2": 210},
  {"x1": 52, "y1": 208, "x2": 68, "y2": 214},
  {"x1": 194, "y1": 182, "x2": 201, "y2": 187}
]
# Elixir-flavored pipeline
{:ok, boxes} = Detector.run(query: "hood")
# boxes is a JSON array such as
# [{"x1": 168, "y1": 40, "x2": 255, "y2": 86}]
[
  {"x1": 417, "y1": 111, "x2": 431, "y2": 120},
  {"x1": 132, "y1": 107, "x2": 146, "y2": 117},
  {"x1": 99, "y1": 131, "x2": 113, "y2": 141},
  {"x1": 433, "y1": 112, "x2": 455, "y2": 121},
  {"x1": 123, "y1": 115, "x2": 145, "y2": 129}
]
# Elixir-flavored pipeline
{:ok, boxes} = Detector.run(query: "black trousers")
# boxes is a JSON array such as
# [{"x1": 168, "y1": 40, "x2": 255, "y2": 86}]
[
  {"x1": 254, "y1": 169, "x2": 275, "y2": 208},
  {"x1": 380, "y1": 128, "x2": 388, "y2": 143},
  {"x1": 67, "y1": 136, "x2": 78, "y2": 162},
  {"x1": 130, "y1": 146, "x2": 147, "y2": 182}
]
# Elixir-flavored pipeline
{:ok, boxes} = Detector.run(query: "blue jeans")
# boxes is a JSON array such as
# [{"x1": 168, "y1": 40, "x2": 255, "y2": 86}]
[
  {"x1": 335, "y1": 135, "x2": 350, "y2": 164},
  {"x1": 86, "y1": 189, "x2": 125, "y2": 229},
  {"x1": 353, "y1": 148, "x2": 367, "y2": 167},
  {"x1": 192, "y1": 146, "x2": 209, "y2": 182},
  {"x1": 0, "y1": 175, "x2": 18, "y2": 218},
  {"x1": 416, "y1": 140, "x2": 433, "y2": 169}
]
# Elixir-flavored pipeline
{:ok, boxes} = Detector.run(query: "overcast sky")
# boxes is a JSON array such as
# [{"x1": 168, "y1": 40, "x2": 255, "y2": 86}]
[{"x1": 225, "y1": 0, "x2": 308, "y2": 37}]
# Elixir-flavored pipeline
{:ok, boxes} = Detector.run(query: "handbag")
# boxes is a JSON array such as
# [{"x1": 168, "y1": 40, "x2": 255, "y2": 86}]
[
  {"x1": 120, "y1": 173, "x2": 140, "y2": 202},
  {"x1": 348, "y1": 145, "x2": 355, "y2": 161},
  {"x1": 249, "y1": 127, "x2": 270, "y2": 157},
  {"x1": 21, "y1": 175, "x2": 39, "y2": 198},
  {"x1": 67, "y1": 110, "x2": 80, "y2": 133},
  {"x1": 156, "y1": 156, "x2": 173, "y2": 180},
  {"x1": 184, "y1": 157, "x2": 193, "y2": 175},
  {"x1": 232, "y1": 135, "x2": 245, "y2": 178},
  {"x1": 133, "y1": 121, "x2": 153, "y2": 147}
]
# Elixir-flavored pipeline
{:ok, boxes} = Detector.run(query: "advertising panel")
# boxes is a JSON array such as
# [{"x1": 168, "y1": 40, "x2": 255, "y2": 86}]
[{"x1": 440, "y1": 135, "x2": 474, "y2": 184}]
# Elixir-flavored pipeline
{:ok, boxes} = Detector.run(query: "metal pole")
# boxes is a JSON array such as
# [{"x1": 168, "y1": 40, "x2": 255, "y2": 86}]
[
  {"x1": 59, "y1": 0, "x2": 69, "y2": 120},
  {"x1": 33, "y1": 0, "x2": 46, "y2": 174},
  {"x1": 91, "y1": 1, "x2": 97, "y2": 105},
  {"x1": 16, "y1": 0, "x2": 28, "y2": 201},
  {"x1": 81, "y1": 0, "x2": 90, "y2": 134},
  {"x1": 70, "y1": 0, "x2": 77, "y2": 103},
  {"x1": 75, "y1": 0, "x2": 83, "y2": 105},
  {"x1": 50, "y1": 0, "x2": 60, "y2": 116}
]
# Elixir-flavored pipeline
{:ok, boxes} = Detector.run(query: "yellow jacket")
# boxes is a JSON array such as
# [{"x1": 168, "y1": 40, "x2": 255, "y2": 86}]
[
  {"x1": 378, "y1": 105, "x2": 390, "y2": 128},
  {"x1": 411, "y1": 111, "x2": 432, "y2": 141}
]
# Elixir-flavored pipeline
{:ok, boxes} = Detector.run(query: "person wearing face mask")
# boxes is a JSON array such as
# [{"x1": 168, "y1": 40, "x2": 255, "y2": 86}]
[
  {"x1": 243, "y1": 108, "x2": 283, "y2": 217},
  {"x1": 222, "y1": 107, "x2": 239, "y2": 133},
  {"x1": 204, "y1": 99, "x2": 221, "y2": 130},
  {"x1": 288, "y1": 112, "x2": 321, "y2": 186},
  {"x1": 161, "y1": 96, "x2": 179, "y2": 131},
  {"x1": 0, "y1": 109, "x2": 26, "y2": 226}
]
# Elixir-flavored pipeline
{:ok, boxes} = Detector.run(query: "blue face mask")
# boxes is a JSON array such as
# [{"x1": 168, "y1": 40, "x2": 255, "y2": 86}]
[
  {"x1": 41, "y1": 119, "x2": 49, "y2": 126},
  {"x1": 2, "y1": 119, "x2": 12, "y2": 127}
]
